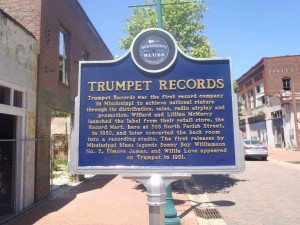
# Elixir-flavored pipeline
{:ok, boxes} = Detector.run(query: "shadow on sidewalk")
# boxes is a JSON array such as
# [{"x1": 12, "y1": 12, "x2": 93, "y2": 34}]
[
  {"x1": 173, "y1": 174, "x2": 248, "y2": 195},
  {"x1": 130, "y1": 175, "x2": 245, "y2": 203},
  {"x1": 5, "y1": 175, "x2": 116, "y2": 225},
  {"x1": 132, "y1": 181, "x2": 146, "y2": 192},
  {"x1": 191, "y1": 174, "x2": 248, "y2": 194}
]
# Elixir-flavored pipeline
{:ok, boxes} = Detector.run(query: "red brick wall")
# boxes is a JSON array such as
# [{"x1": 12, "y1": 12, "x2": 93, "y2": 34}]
[
  {"x1": 0, "y1": 0, "x2": 41, "y2": 39},
  {"x1": 237, "y1": 61, "x2": 264, "y2": 109},
  {"x1": 237, "y1": 55, "x2": 300, "y2": 109},
  {"x1": 264, "y1": 55, "x2": 300, "y2": 95},
  {"x1": 0, "y1": 0, "x2": 112, "y2": 201}
]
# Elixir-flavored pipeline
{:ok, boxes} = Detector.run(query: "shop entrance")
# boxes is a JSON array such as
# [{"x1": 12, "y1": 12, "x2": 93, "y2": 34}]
[{"x1": 0, "y1": 113, "x2": 16, "y2": 216}]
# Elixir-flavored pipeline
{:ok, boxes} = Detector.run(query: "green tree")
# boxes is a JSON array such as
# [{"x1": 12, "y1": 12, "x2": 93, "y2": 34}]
[
  {"x1": 233, "y1": 80, "x2": 243, "y2": 116},
  {"x1": 120, "y1": 0, "x2": 215, "y2": 58},
  {"x1": 233, "y1": 80, "x2": 239, "y2": 94}
]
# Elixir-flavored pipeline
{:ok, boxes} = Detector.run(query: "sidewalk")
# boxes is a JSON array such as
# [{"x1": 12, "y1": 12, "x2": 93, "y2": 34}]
[
  {"x1": 4, "y1": 148, "x2": 300, "y2": 225},
  {"x1": 268, "y1": 147, "x2": 300, "y2": 171},
  {"x1": 268, "y1": 147, "x2": 300, "y2": 162},
  {"x1": 4, "y1": 175, "x2": 197, "y2": 225}
]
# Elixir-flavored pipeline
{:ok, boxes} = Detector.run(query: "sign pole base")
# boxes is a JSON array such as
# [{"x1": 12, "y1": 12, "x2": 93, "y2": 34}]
[
  {"x1": 165, "y1": 184, "x2": 180, "y2": 225},
  {"x1": 146, "y1": 174, "x2": 166, "y2": 225},
  {"x1": 123, "y1": 174, "x2": 191, "y2": 225}
]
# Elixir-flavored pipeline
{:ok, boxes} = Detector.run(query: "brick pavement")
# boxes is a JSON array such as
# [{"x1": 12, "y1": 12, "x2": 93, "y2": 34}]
[
  {"x1": 268, "y1": 148, "x2": 300, "y2": 171},
  {"x1": 5, "y1": 175, "x2": 197, "y2": 225},
  {"x1": 268, "y1": 147, "x2": 300, "y2": 162},
  {"x1": 199, "y1": 160, "x2": 300, "y2": 225},
  {"x1": 4, "y1": 148, "x2": 299, "y2": 225},
  {"x1": 189, "y1": 147, "x2": 300, "y2": 225}
]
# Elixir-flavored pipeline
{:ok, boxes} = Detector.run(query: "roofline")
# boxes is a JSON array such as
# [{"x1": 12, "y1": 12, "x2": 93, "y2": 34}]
[
  {"x1": 264, "y1": 54, "x2": 300, "y2": 60},
  {"x1": 0, "y1": 8, "x2": 36, "y2": 39},
  {"x1": 75, "y1": 0, "x2": 113, "y2": 58},
  {"x1": 236, "y1": 54, "x2": 300, "y2": 82},
  {"x1": 236, "y1": 58, "x2": 264, "y2": 82}
]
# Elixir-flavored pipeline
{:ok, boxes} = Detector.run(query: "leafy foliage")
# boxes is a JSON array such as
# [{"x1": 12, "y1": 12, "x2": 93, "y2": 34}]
[
  {"x1": 233, "y1": 80, "x2": 244, "y2": 116},
  {"x1": 120, "y1": 0, "x2": 215, "y2": 58},
  {"x1": 233, "y1": 80, "x2": 239, "y2": 94},
  {"x1": 51, "y1": 109, "x2": 70, "y2": 117},
  {"x1": 238, "y1": 100, "x2": 244, "y2": 116}
]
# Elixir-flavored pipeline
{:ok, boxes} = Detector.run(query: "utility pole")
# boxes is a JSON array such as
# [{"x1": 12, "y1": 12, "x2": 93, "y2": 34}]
[
  {"x1": 129, "y1": 0, "x2": 190, "y2": 29},
  {"x1": 291, "y1": 82, "x2": 300, "y2": 149}
]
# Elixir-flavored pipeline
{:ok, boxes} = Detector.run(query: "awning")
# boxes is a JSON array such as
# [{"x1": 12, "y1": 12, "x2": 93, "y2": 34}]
[
  {"x1": 273, "y1": 118, "x2": 283, "y2": 127},
  {"x1": 239, "y1": 124, "x2": 246, "y2": 129},
  {"x1": 249, "y1": 121, "x2": 266, "y2": 130}
]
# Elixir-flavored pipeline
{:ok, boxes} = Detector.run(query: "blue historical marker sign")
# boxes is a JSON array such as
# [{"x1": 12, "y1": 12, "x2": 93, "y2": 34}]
[{"x1": 71, "y1": 28, "x2": 245, "y2": 175}]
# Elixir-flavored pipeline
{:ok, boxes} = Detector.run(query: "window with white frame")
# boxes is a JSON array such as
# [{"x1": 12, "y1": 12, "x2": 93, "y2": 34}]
[
  {"x1": 256, "y1": 96, "x2": 265, "y2": 108},
  {"x1": 0, "y1": 85, "x2": 10, "y2": 105},
  {"x1": 256, "y1": 83, "x2": 265, "y2": 107},
  {"x1": 271, "y1": 110, "x2": 282, "y2": 119},
  {"x1": 282, "y1": 77, "x2": 291, "y2": 91},
  {"x1": 59, "y1": 30, "x2": 69, "y2": 85},
  {"x1": 0, "y1": 85, "x2": 24, "y2": 108},
  {"x1": 247, "y1": 89, "x2": 254, "y2": 109},
  {"x1": 239, "y1": 94, "x2": 245, "y2": 110},
  {"x1": 256, "y1": 83, "x2": 264, "y2": 95}
]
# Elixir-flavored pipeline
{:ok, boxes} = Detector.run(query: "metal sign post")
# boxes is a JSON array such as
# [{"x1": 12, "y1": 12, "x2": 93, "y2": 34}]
[
  {"x1": 123, "y1": 174, "x2": 190, "y2": 225},
  {"x1": 142, "y1": 175, "x2": 166, "y2": 225}
]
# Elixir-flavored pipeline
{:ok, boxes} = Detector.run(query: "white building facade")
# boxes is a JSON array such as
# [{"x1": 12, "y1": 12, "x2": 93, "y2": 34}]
[
  {"x1": 0, "y1": 9, "x2": 37, "y2": 215},
  {"x1": 237, "y1": 55, "x2": 300, "y2": 150}
]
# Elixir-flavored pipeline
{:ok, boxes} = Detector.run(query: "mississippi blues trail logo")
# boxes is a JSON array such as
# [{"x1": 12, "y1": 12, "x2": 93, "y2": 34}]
[
  {"x1": 139, "y1": 36, "x2": 169, "y2": 65},
  {"x1": 131, "y1": 28, "x2": 177, "y2": 73}
]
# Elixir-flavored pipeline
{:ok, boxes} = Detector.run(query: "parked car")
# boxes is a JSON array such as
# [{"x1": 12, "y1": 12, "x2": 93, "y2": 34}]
[{"x1": 243, "y1": 139, "x2": 268, "y2": 160}]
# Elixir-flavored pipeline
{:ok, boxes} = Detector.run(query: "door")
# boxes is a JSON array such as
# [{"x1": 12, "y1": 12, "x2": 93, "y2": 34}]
[{"x1": 0, "y1": 113, "x2": 16, "y2": 216}]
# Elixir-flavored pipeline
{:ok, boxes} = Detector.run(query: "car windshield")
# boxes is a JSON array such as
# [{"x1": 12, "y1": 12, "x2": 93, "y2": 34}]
[{"x1": 244, "y1": 140, "x2": 262, "y2": 145}]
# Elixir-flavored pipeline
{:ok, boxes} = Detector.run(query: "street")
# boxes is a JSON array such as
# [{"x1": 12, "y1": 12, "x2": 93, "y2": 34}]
[{"x1": 189, "y1": 158, "x2": 300, "y2": 224}]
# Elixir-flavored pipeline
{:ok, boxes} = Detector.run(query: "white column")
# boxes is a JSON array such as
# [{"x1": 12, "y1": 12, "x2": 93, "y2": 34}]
[
  {"x1": 246, "y1": 122, "x2": 251, "y2": 139},
  {"x1": 266, "y1": 119, "x2": 275, "y2": 148}
]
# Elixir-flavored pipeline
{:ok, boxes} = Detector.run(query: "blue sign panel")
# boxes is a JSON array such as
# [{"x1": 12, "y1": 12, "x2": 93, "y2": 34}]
[{"x1": 71, "y1": 29, "x2": 244, "y2": 174}]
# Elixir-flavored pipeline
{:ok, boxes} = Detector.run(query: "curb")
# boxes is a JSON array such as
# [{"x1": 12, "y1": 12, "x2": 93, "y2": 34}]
[
  {"x1": 268, "y1": 159, "x2": 300, "y2": 171},
  {"x1": 182, "y1": 179, "x2": 227, "y2": 225}
]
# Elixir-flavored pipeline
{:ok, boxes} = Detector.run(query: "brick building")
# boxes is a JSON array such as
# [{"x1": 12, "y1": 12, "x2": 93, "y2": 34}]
[
  {"x1": 237, "y1": 55, "x2": 300, "y2": 149},
  {"x1": 0, "y1": 0, "x2": 112, "y2": 205}
]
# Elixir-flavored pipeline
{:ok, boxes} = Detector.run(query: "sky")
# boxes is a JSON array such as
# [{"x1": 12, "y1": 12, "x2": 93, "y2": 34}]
[{"x1": 78, "y1": 0, "x2": 300, "y2": 79}]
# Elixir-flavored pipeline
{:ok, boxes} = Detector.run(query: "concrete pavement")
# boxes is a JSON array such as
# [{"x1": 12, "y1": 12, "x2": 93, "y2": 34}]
[{"x1": 3, "y1": 148, "x2": 300, "y2": 225}]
